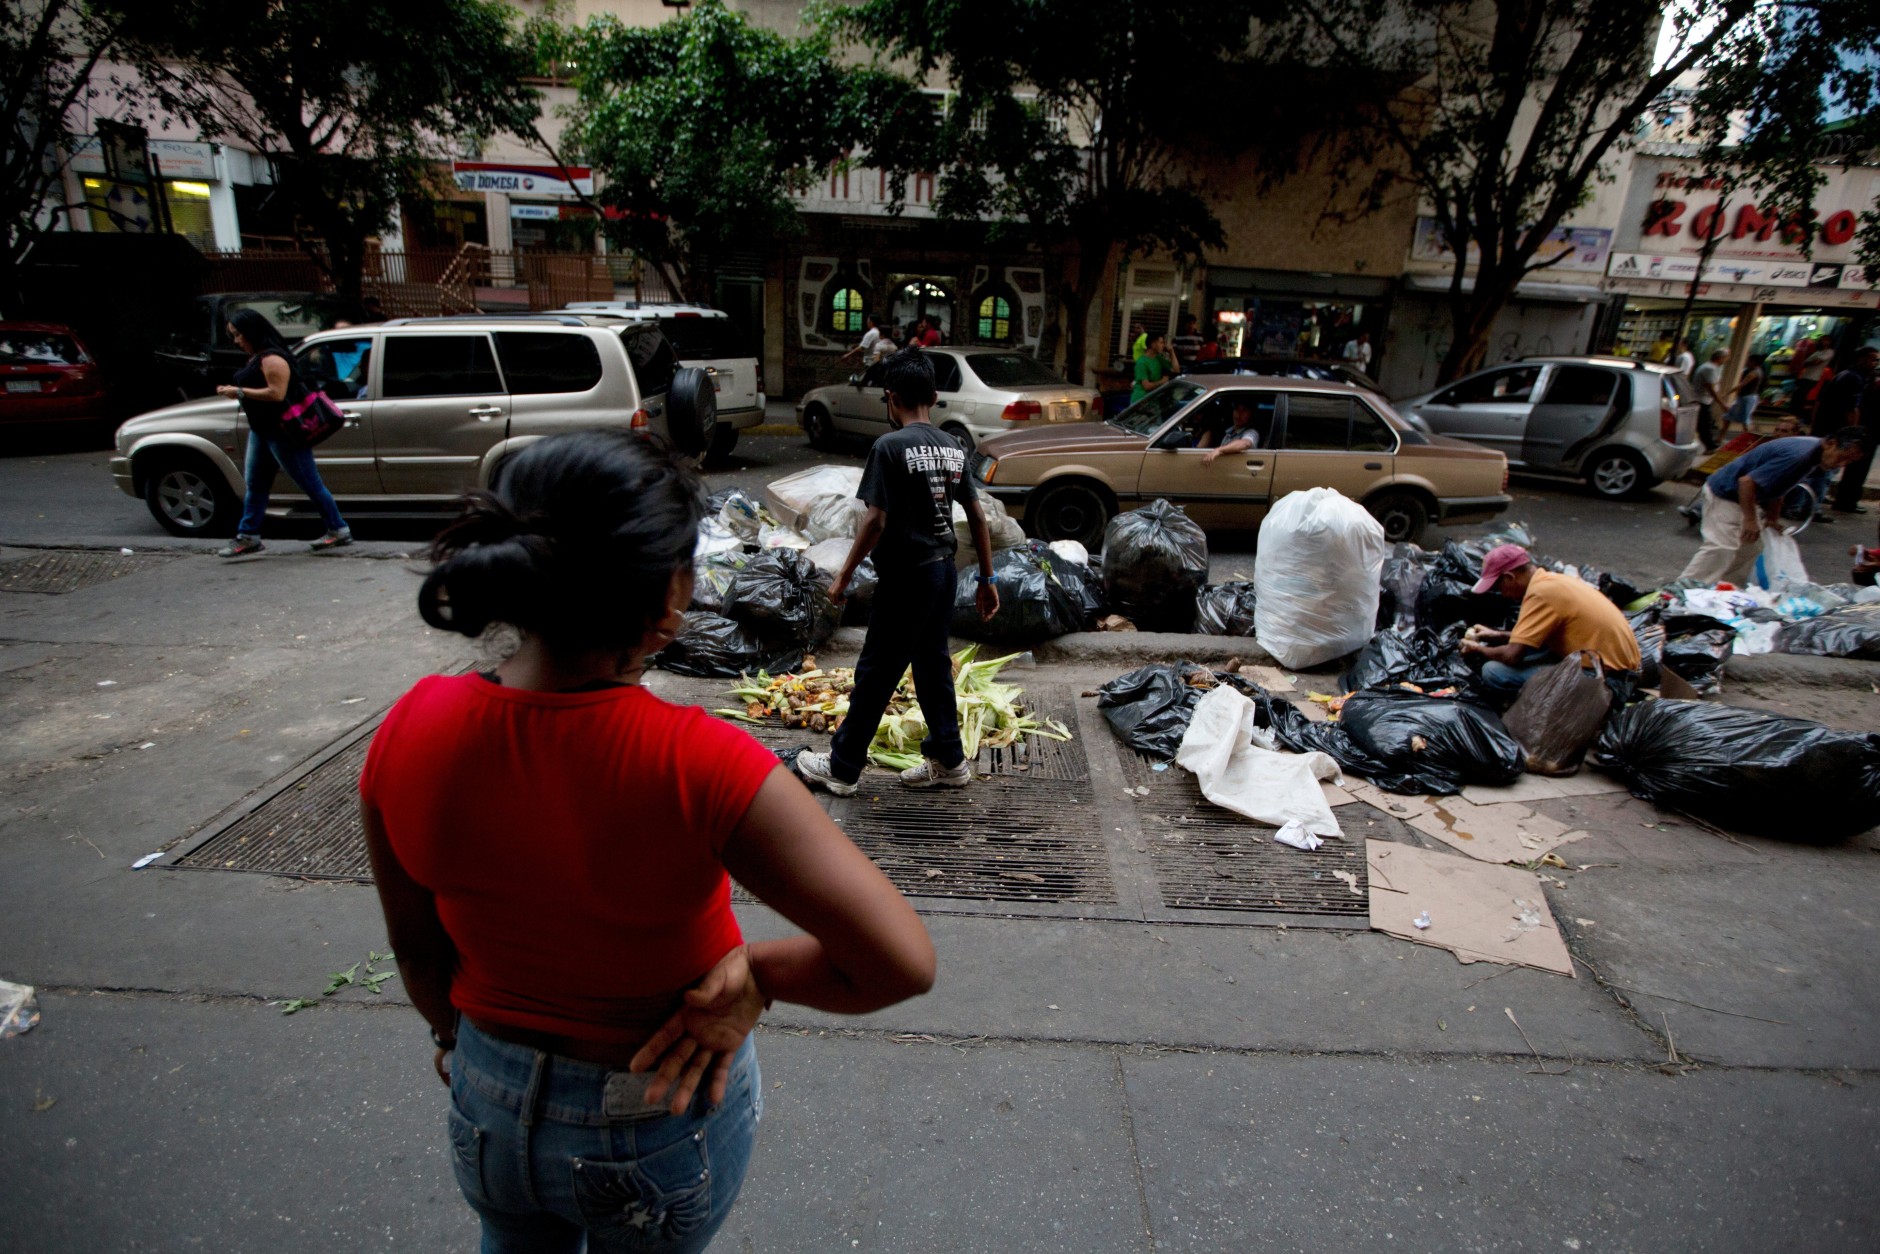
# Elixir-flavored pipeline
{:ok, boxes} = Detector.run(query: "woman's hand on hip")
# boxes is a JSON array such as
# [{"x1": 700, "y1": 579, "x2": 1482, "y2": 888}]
[{"x1": 631, "y1": 944, "x2": 765, "y2": 1112}]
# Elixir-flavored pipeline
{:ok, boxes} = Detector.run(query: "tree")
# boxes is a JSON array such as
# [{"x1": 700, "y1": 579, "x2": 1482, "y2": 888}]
[
  {"x1": 836, "y1": 0, "x2": 1262, "y2": 383},
  {"x1": 101, "y1": 0, "x2": 540, "y2": 301},
  {"x1": 1263, "y1": 1, "x2": 1880, "y2": 384},
  {"x1": 536, "y1": 0, "x2": 931, "y2": 303},
  {"x1": 0, "y1": 0, "x2": 140, "y2": 309}
]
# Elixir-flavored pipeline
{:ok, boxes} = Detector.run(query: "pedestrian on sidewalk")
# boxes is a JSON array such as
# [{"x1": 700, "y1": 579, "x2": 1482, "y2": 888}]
[
  {"x1": 1677, "y1": 427, "x2": 1870, "y2": 585},
  {"x1": 838, "y1": 312, "x2": 893, "y2": 368},
  {"x1": 1721, "y1": 355, "x2": 1764, "y2": 437},
  {"x1": 1458, "y1": 544, "x2": 1642, "y2": 706},
  {"x1": 362, "y1": 431, "x2": 935, "y2": 1252},
  {"x1": 798, "y1": 347, "x2": 1000, "y2": 796},
  {"x1": 214, "y1": 308, "x2": 351, "y2": 557},
  {"x1": 1693, "y1": 348, "x2": 1728, "y2": 450},
  {"x1": 1131, "y1": 332, "x2": 1173, "y2": 405},
  {"x1": 1673, "y1": 338, "x2": 1696, "y2": 378},
  {"x1": 1827, "y1": 346, "x2": 1879, "y2": 515}
]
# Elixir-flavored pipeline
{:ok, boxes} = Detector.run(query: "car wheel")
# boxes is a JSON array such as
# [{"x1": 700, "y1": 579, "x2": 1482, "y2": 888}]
[
  {"x1": 942, "y1": 422, "x2": 976, "y2": 453},
  {"x1": 665, "y1": 366, "x2": 718, "y2": 458},
  {"x1": 144, "y1": 454, "x2": 236, "y2": 538},
  {"x1": 1585, "y1": 447, "x2": 1654, "y2": 500},
  {"x1": 803, "y1": 404, "x2": 835, "y2": 451},
  {"x1": 1027, "y1": 480, "x2": 1112, "y2": 548},
  {"x1": 1365, "y1": 490, "x2": 1429, "y2": 545},
  {"x1": 707, "y1": 424, "x2": 739, "y2": 464}
]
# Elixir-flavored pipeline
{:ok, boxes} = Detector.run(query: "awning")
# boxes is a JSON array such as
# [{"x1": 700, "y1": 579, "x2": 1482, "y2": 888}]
[{"x1": 1402, "y1": 274, "x2": 1608, "y2": 303}]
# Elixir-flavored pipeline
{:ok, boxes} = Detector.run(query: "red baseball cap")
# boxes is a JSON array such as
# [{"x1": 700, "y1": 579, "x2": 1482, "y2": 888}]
[{"x1": 1471, "y1": 544, "x2": 1532, "y2": 595}]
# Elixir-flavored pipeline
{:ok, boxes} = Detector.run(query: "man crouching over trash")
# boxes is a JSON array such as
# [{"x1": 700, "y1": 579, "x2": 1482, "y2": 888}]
[
  {"x1": 1458, "y1": 544, "x2": 1642, "y2": 707},
  {"x1": 798, "y1": 346, "x2": 1000, "y2": 796}
]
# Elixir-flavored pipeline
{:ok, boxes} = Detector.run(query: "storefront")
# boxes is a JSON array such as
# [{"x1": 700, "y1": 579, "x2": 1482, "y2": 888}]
[
  {"x1": 69, "y1": 138, "x2": 238, "y2": 252},
  {"x1": 1602, "y1": 155, "x2": 1880, "y2": 414},
  {"x1": 1200, "y1": 267, "x2": 1393, "y2": 372}
]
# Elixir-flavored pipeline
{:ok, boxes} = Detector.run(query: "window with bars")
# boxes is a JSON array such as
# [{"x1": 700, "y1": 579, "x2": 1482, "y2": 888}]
[
  {"x1": 976, "y1": 294, "x2": 1012, "y2": 342},
  {"x1": 828, "y1": 286, "x2": 865, "y2": 334}
]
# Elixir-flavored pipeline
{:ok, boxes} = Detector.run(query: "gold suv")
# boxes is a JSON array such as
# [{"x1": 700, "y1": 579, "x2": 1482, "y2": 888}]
[{"x1": 972, "y1": 376, "x2": 1509, "y2": 546}]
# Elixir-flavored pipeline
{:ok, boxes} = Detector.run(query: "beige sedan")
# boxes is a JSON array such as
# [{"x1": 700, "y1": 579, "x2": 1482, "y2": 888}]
[{"x1": 970, "y1": 376, "x2": 1510, "y2": 546}]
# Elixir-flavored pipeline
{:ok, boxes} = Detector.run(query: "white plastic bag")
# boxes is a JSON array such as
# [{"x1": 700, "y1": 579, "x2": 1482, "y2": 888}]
[
  {"x1": 1253, "y1": 488, "x2": 1388, "y2": 669},
  {"x1": 803, "y1": 538, "x2": 853, "y2": 575},
  {"x1": 1175, "y1": 685, "x2": 1344, "y2": 838},
  {"x1": 756, "y1": 523, "x2": 811, "y2": 551},
  {"x1": 695, "y1": 516, "x2": 743, "y2": 559},
  {"x1": 765, "y1": 466, "x2": 863, "y2": 532},
  {"x1": 804, "y1": 493, "x2": 868, "y2": 543},
  {"x1": 1753, "y1": 528, "x2": 1810, "y2": 591},
  {"x1": 951, "y1": 497, "x2": 1026, "y2": 551},
  {"x1": 1047, "y1": 539, "x2": 1090, "y2": 566}
]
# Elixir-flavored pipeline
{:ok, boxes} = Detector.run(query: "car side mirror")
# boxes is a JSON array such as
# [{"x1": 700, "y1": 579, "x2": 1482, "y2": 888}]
[{"x1": 848, "y1": 374, "x2": 862, "y2": 387}]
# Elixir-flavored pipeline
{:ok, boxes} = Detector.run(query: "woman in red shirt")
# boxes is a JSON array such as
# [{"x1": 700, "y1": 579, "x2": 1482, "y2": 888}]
[{"x1": 361, "y1": 431, "x2": 935, "y2": 1252}]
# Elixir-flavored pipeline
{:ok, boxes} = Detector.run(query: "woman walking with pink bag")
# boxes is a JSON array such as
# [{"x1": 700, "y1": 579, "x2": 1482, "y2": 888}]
[{"x1": 214, "y1": 306, "x2": 351, "y2": 557}]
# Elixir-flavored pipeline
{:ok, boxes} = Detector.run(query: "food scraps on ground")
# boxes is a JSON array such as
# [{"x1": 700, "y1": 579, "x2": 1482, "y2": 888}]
[{"x1": 717, "y1": 646, "x2": 1073, "y2": 771}]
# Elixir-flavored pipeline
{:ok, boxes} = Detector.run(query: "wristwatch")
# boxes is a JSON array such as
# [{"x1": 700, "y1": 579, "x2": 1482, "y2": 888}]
[{"x1": 975, "y1": 571, "x2": 996, "y2": 586}]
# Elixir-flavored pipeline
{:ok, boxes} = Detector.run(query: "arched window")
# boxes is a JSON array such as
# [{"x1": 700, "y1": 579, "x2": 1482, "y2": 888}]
[
  {"x1": 828, "y1": 286, "x2": 865, "y2": 334},
  {"x1": 976, "y1": 294, "x2": 1012, "y2": 343}
]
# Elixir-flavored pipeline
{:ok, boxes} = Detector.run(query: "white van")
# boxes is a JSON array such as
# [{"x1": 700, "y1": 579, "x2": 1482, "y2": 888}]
[{"x1": 561, "y1": 302, "x2": 763, "y2": 460}]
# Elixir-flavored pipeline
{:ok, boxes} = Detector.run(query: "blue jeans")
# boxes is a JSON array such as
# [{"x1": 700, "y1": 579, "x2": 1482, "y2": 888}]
[
  {"x1": 237, "y1": 429, "x2": 346, "y2": 537},
  {"x1": 1478, "y1": 649, "x2": 1560, "y2": 700},
  {"x1": 447, "y1": 1018, "x2": 761, "y2": 1254},
  {"x1": 828, "y1": 558, "x2": 963, "y2": 782}
]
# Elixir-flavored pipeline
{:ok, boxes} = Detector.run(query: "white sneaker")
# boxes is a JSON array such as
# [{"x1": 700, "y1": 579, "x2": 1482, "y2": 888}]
[
  {"x1": 796, "y1": 750, "x2": 858, "y2": 797},
  {"x1": 900, "y1": 757, "x2": 972, "y2": 789}
]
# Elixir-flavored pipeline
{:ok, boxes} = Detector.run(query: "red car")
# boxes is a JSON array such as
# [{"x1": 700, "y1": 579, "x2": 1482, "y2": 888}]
[{"x1": 0, "y1": 322, "x2": 107, "y2": 425}]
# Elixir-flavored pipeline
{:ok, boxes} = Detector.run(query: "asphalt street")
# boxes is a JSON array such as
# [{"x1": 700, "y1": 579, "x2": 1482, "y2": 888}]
[{"x1": 3, "y1": 415, "x2": 1880, "y2": 1250}]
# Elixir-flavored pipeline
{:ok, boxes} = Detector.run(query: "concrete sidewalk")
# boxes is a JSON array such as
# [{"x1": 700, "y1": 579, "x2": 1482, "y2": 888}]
[{"x1": 3, "y1": 544, "x2": 1879, "y2": 1250}]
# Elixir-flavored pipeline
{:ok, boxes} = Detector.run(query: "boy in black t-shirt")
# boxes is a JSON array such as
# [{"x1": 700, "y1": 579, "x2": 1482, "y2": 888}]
[{"x1": 799, "y1": 347, "x2": 1000, "y2": 796}]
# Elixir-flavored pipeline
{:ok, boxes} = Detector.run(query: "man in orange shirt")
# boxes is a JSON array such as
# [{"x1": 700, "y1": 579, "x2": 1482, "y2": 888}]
[{"x1": 1459, "y1": 544, "x2": 1642, "y2": 706}]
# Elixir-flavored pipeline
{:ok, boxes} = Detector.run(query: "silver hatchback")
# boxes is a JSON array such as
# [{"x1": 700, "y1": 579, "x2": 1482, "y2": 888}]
[{"x1": 1395, "y1": 356, "x2": 1702, "y2": 498}]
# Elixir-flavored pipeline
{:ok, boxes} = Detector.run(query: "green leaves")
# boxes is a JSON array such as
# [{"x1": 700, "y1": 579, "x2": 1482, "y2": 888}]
[
  {"x1": 323, "y1": 964, "x2": 361, "y2": 996},
  {"x1": 279, "y1": 950, "x2": 399, "y2": 1016}
]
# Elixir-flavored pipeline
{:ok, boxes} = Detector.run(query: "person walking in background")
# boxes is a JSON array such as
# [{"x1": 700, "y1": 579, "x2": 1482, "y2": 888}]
[
  {"x1": 914, "y1": 317, "x2": 942, "y2": 348},
  {"x1": 1672, "y1": 338, "x2": 1696, "y2": 378},
  {"x1": 1830, "y1": 347, "x2": 1879, "y2": 514},
  {"x1": 1171, "y1": 314, "x2": 1205, "y2": 368},
  {"x1": 1678, "y1": 426, "x2": 1870, "y2": 584},
  {"x1": 1342, "y1": 331, "x2": 1374, "y2": 375},
  {"x1": 214, "y1": 307, "x2": 350, "y2": 558},
  {"x1": 1692, "y1": 348, "x2": 1728, "y2": 450},
  {"x1": 1131, "y1": 331, "x2": 1174, "y2": 405},
  {"x1": 1129, "y1": 321, "x2": 1148, "y2": 361},
  {"x1": 1721, "y1": 354, "x2": 1764, "y2": 437},
  {"x1": 838, "y1": 312, "x2": 888, "y2": 368},
  {"x1": 798, "y1": 347, "x2": 999, "y2": 797},
  {"x1": 1810, "y1": 345, "x2": 1870, "y2": 438},
  {"x1": 363, "y1": 431, "x2": 936, "y2": 1252}
]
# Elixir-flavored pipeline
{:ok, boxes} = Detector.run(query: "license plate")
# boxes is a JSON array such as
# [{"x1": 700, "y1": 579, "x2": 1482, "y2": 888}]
[{"x1": 5, "y1": 380, "x2": 42, "y2": 393}]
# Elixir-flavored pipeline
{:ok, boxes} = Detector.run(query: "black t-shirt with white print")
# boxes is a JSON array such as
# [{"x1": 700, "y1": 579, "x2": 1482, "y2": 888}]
[{"x1": 857, "y1": 423, "x2": 977, "y2": 569}]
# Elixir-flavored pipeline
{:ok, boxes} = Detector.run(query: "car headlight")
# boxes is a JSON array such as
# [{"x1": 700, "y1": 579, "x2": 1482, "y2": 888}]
[{"x1": 974, "y1": 454, "x2": 998, "y2": 484}]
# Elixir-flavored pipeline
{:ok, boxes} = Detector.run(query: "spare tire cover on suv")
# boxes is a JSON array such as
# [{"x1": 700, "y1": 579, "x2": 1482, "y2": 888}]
[{"x1": 667, "y1": 366, "x2": 718, "y2": 457}]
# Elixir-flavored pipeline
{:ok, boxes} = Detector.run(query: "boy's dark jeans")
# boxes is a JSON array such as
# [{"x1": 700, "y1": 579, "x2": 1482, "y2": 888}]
[{"x1": 829, "y1": 559, "x2": 963, "y2": 784}]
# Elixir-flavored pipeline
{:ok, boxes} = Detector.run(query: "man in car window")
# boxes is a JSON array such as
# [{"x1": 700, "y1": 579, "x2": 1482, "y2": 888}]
[
  {"x1": 1201, "y1": 398, "x2": 1263, "y2": 462},
  {"x1": 798, "y1": 346, "x2": 999, "y2": 798}
]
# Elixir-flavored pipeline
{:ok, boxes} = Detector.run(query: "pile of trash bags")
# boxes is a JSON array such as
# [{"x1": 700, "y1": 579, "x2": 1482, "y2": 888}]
[
  {"x1": 1776, "y1": 602, "x2": 1880, "y2": 660},
  {"x1": 1194, "y1": 582, "x2": 1259, "y2": 636},
  {"x1": 1661, "y1": 582, "x2": 1880, "y2": 662},
  {"x1": 953, "y1": 540, "x2": 1101, "y2": 642},
  {"x1": 659, "y1": 543, "x2": 839, "y2": 677},
  {"x1": 1255, "y1": 488, "x2": 1387, "y2": 668},
  {"x1": 1102, "y1": 500, "x2": 1208, "y2": 632},
  {"x1": 1339, "y1": 622, "x2": 1476, "y2": 695},
  {"x1": 1595, "y1": 701, "x2": 1880, "y2": 842}
]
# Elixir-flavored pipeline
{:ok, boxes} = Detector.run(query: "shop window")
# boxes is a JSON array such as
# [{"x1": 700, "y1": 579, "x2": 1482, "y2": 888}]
[
  {"x1": 975, "y1": 293, "x2": 1012, "y2": 343},
  {"x1": 827, "y1": 286, "x2": 866, "y2": 335}
]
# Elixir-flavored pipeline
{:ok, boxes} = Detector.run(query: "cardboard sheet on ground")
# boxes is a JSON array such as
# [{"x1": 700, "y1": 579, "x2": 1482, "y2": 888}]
[
  {"x1": 1366, "y1": 840, "x2": 1574, "y2": 976},
  {"x1": 1177, "y1": 685, "x2": 1343, "y2": 839},
  {"x1": 1407, "y1": 798, "x2": 1589, "y2": 865},
  {"x1": 1458, "y1": 772, "x2": 1627, "y2": 806}
]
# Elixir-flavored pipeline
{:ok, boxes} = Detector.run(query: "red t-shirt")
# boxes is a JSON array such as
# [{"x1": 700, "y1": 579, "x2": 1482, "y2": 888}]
[
  {"x1": 359, "y1": 674, "x2": 779, "y2": 1043},
  {"x1": 918, "y1": 328, "x2": 942, "y2": 348}
]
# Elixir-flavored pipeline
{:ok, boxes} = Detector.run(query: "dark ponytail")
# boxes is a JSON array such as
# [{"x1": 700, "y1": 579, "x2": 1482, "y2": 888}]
[{"x1": 417, "y1": 432, "x2": 702, "y2": 651}]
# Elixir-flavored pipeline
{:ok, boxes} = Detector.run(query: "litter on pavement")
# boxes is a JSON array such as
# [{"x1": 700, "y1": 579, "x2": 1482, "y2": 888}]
[
  {"x1": 1366, "y1": 841, "x2": 1574, "y2": 976},
  {"x1": 1175, "y1": 684, "x2": 1344, "y2": 839},
  {"x1": 0, "y1": 978, "x2": 39, "y2": 1038}
]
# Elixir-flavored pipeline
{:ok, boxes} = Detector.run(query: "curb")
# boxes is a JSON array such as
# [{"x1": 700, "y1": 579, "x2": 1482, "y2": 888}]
[{"x1": 812, "y1": 626, "x2": 1274, "y2": 670}]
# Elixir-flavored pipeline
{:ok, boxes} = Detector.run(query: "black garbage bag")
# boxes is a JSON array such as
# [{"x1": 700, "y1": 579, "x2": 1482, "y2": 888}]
[
  {"x1": 1627, "y1": 608, "x2": 1666, "y2": 688},
  {"x1": 1416, "y1": 540, "x2": 1518, "y2": 633},
  {"x1": 1340, "y1": 623, "x2": 1476, "y2": 694},
  {"x1": 1095, "y1": 662, "x2": 1265, "y2": 760},
  {"x1": 1194, "y1": 582, "x2": 1258, "y2": 636},
  {"x1": 1593, "y1": 700, "x2": 1880, "y2": 841},
  {"x1": 1776, "y1": 605, "x2": 1880, "y2": 660},
  {"x1": 1336, "y1": 688, "x2": 1526, "y2": 795},
  {"x1": 1596, "y1": 570, "x2": 1650, "y2": 610},
  {"x1": 1247, "y1": 688, "x2": 1454, "y2": 795},
  {"x1": 652, "y1": 612, "x2": 805, "y2": 678},
  {"x1": 722, "y1": 550, "x2": 839, "y2": 649},
  {"x1": 1101, "y1": 499, "x2": 1208, "y2": 632},
  {"x1": 1660, "y1": 611, "x2": 1734, "y2": 695},
  {"x1": 1377, "y1": 543, "x2": 1434, "y2": 630},
  {"x1": 953, "y1": 541, "x2": 1100, "y2": 642}
]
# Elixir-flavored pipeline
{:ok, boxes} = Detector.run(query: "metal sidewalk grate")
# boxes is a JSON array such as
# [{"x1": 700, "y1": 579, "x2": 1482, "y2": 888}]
[
  {"x1": 175, "y1": 730, "x2": 375, "y2": 880},
  {"x1": 830, "y1": 778, "x2": 1114, "y2": 905},
  {"x1": 0, "y1": 550, "x2": 178, "y2": 595}
]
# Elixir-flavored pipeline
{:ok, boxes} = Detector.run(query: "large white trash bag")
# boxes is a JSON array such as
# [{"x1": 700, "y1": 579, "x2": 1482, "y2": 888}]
[
  {"x1": 1254, "y1": 487, "x2": 1388, "y2": 669},
  {"x1": 1176, "y1": 685, "x2": 1344, "y2": 838}
]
